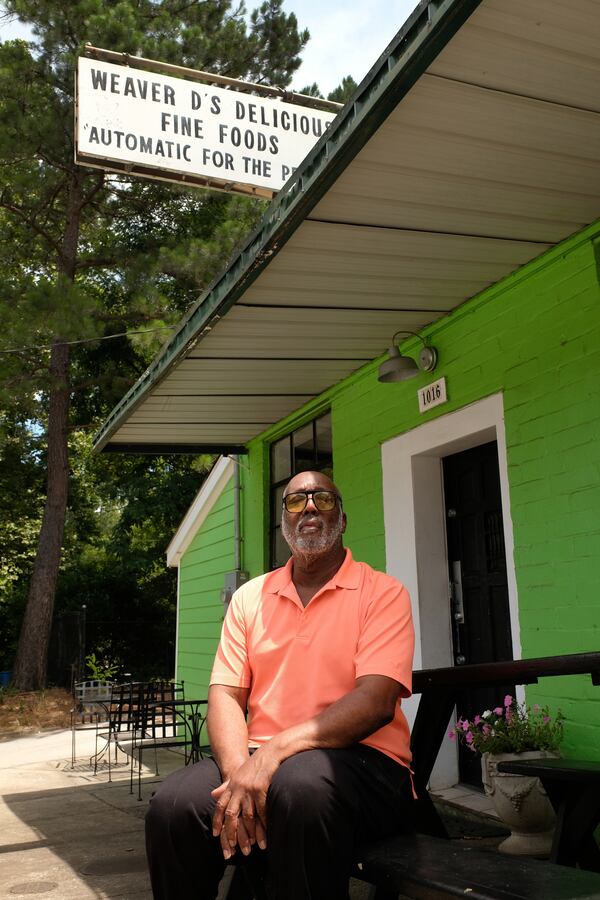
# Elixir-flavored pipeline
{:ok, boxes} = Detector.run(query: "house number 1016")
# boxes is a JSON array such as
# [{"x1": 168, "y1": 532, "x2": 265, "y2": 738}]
[{"x1": 418, "y1": 377, "x2": 447, "y2": 413}]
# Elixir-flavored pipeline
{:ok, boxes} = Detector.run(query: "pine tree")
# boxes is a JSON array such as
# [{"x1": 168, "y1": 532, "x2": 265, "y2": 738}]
[
  {"x1": 0, "y1": 0, "x2": 309, "y2": 689},
  {"x1": 327, "y1": 75, "x2": 357, "y2": 105},
  {"x1": 298, "y1": 75, "x2": 358, "y2": 104}
]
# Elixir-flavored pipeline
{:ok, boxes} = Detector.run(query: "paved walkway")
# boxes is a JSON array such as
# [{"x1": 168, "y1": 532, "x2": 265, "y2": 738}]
[
  {"x1": 0, "y1": 727, "x2": 181, "y2": 899},
  {"x1": 0, "y1": 730, "x2": 376, "y2": 900}
]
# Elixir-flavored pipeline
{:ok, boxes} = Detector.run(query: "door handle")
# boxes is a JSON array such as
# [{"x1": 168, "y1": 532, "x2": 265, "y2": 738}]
[
  {"x1": 450, "y1": 560, "x2": 464, "y2": 623},
  {"x1": 450, "y1": 560, "x2": 467, "y2": 665}
]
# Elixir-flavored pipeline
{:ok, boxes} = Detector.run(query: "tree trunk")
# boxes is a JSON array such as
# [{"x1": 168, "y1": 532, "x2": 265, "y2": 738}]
[
  {"x1": 12, "y1": 340, "x2": 71, "y2": 690},
  {"x1": 12, "y1": 171, "x2": 82, "y2": 691}
]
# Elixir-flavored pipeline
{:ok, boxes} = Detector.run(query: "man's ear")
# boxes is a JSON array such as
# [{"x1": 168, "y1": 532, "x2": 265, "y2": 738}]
[{"x1": 341, "y1": 512, "x2": 347, "y2": 534}]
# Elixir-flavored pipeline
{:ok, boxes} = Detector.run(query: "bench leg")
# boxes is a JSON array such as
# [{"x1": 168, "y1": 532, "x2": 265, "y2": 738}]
[{"x1": 545, "y1": 781, "x2": 600, "y2": 871}]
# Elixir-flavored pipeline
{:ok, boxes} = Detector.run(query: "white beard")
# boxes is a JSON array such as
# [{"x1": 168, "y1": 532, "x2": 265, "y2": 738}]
[{"x1": 281, "y1": 506, "x2": 344, "y2": 562}]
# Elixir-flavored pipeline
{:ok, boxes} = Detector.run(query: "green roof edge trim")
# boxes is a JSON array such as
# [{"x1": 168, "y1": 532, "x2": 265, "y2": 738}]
[{"x1": 93, "y1": 0, "x2": 483, "y2": 453}]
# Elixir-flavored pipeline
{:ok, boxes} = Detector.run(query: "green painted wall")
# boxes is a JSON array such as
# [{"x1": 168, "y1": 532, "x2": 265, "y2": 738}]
[
  {"x1": 177, "y1": 474, "x2": 234, "y2": 699},
  {"x1": 243, "y1": 221, "x2": 600, "y2": 758},
  {"x1": 177, "y1": 220, "x2": 600, "y2": 758},
  {"x1": 243, "y1": 441, "x2": 269, "y2": 578}
]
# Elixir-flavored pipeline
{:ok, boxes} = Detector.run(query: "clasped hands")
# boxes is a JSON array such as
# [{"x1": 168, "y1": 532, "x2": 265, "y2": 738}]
[{"x1": 211, "y1": 745, "x2": 280, "y2": 859}]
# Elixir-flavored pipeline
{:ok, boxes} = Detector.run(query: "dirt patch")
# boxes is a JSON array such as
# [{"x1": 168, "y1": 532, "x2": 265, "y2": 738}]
[{"x1": 0, "y1": 688, "x2": 73, "y2": 738}]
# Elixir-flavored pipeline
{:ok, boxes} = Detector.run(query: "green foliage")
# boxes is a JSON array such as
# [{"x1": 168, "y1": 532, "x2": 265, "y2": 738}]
[
  {"x1": 297, "y1": 75, "x2": 358, "y2": 105},
  {"x1": 50, "y1": 435, "x2": 214, "y2": 681},
  {"x1": 4, "y1": 0, "x2": 308, "y2": 79},
  {"x1": 0, "y1": 0, "x2": 311, "y2": 398},
  {"x1": 327, "y1": 75, "x2": 358, "y2": 105},
  {"x1": 0, "y1": 412, "x2": 44, "y2": 668},
  {"x1": 85, "y1": 651, "x2": 119, "y2": 681},
  {"x1": 248, "y1": 1, "x2": 309, "y2": 85},
  {"x1": 0, "y1": 418, "x2": 43, "y2": 593},
  {"x1": 0, "y1": 0, "x2": 312, "y2": 682},
  {"x1": 0, "y1": 0, "x2": 312, "y2": 412},
  {"x1": 297, "y1": 82, "x2": 322, "y2": 98}
]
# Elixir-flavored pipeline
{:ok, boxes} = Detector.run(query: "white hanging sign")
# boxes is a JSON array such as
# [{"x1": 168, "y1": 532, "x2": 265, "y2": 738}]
[{"x1": 75, "y1": 56, "x2": 337, "y2": 197}]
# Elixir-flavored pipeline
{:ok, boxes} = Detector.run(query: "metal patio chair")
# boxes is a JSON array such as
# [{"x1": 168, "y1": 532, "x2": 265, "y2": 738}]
[
  {"x1": 129, "y1": 681, "x2": 198, "y2": 800},
  {"x1": 70, "y1": 679, "x2": 114, "y2": 771},
  {"x1": 102, "y1": 680, "x2": 148, "y2": 780}
]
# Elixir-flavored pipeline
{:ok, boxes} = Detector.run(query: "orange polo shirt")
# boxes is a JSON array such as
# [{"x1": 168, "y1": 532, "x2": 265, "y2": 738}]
[{"x1": 210, "y1": 549, "x2": 414, "y2": 768}]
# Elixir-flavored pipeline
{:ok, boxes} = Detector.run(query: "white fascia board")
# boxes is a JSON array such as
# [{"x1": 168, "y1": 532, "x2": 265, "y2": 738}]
[{"x1": 166, "y1": 455, "x2": 234, "y2": 567}]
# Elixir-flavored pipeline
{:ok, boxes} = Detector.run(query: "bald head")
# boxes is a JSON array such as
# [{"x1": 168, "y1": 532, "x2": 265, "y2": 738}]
[{"x1": 284, "y1": 470, "x2": 340, "y2": 499}]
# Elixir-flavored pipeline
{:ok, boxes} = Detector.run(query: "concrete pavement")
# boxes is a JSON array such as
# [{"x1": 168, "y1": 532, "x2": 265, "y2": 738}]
[
  {"x1": 0, "y1": 729, "x2": 375, "y2": 900},
  {"x1": 0, "y1": 727, "x2": 177, "y2": 899}
]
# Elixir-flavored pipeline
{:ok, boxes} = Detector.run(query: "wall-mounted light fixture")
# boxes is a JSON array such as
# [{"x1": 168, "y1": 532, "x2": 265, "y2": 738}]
[{"x1": 378, "y1": 330, "x2": 437, "y2": 383}]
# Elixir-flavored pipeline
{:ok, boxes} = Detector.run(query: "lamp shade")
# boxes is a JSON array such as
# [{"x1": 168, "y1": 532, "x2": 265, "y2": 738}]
[{"x1": 378, "y1": 346, "x2": 420, "y2": 382}]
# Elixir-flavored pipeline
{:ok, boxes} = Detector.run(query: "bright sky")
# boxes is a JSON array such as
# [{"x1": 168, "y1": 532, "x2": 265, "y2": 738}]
[
  {"x1": 0, "y1": 1, "x2": 420, "y2": 95},
  {"x1": 287, "y1": 0, "x2": 420, "y2": 94}
]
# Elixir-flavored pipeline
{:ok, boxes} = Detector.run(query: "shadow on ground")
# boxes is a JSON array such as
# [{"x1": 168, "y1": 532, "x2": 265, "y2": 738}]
[
  {"x1": 0, "y1": 746, "x2": 184, "y2": 899},
  {"x1": 0, "y1": 738, "x2": 507, "y2": 900}
]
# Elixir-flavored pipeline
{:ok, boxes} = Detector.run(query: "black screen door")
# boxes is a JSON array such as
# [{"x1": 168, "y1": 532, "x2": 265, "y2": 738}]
[{"x1": 443, "y1": 441, "x2": 513, "y2": 787}]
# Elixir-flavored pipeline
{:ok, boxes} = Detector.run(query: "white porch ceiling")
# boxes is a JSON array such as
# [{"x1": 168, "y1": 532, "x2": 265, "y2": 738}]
[{"x1": 99, "y1": 0, "x2": 600, "y2": 451}]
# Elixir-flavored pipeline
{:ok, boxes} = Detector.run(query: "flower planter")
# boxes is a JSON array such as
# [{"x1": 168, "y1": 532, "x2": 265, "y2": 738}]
[{"x1": 481, "y1": 750, "x2": 558, "y2": 858}]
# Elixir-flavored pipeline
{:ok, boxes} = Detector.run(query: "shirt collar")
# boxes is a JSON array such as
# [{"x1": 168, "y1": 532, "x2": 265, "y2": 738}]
[{"x1": 268, "y1": 547, "x2": 361, "y2": 598}]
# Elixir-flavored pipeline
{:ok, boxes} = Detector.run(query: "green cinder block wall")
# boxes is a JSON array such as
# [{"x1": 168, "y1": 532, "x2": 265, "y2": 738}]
[{"x1": 177, "y1": 221, "x2": 600, "y2": 757}]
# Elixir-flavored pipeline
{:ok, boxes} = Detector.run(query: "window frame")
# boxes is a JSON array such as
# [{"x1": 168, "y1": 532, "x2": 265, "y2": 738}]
[{"x1": 269, "y1": 412, "x2": 333, "y2": 569}]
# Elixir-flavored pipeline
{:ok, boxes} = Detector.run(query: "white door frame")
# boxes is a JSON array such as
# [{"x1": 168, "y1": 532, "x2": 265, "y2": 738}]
[{"x1": 381, "y1": 393, "x2": 521, "y2": 789}]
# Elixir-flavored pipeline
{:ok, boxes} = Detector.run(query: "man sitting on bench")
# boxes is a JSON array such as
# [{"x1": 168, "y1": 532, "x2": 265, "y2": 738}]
[{"x1": 145, "y1": 470, "x2": 416, "y2": 900}]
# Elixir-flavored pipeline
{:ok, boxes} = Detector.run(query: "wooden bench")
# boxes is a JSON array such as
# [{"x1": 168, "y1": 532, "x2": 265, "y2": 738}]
[
  {"x1": 404, "y1": 652, "x2": 600, "y2": 839},
  {"x1": 352, "y1": 651, "x2": 600, "y2": 900},
  {"x1": 230, "y1": 832, "x2": 600, "y2": 900},
  {"x1": 226, "y1": 651, "x2": 600, "y2": 899},
  {"x1": 356, "y1": 832, "x2": 600, "y2": 899}
]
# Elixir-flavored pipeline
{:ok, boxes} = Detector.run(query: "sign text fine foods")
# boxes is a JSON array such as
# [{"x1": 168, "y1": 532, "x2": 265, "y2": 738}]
[{"x1": 76, "y1": 57, "x2": 337, "y2": 194}]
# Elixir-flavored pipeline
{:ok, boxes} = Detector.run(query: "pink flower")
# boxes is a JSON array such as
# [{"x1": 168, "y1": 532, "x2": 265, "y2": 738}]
[
  {"x1": 448, "y1": 730, "x2": 456, "y2": 741},
  {"x1": 461, "y1": 720, "x2": 470, "y2": 732},
  {"x1": 482, "y1": 724, "x2": 491, "y2": 735},
  {"x1": 465, "y1": 731, "x2": 474, "y2": 744},
  {"x1": 473, "y1": 714, "x2": 481, "y2": 726},
  {"x1": 543, "y1": 716, "x2": 551, "y2": 724},
  {"x1": 504, "y1": 695, "x2": 513, "y2": 707},
  {"x1": 494, "y1": 707, "x2": 503, "y2": 716}
]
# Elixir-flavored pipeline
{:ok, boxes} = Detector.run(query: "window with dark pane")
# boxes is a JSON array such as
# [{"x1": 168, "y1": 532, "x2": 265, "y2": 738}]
[{"x1": 269, "y1": 412, "x2": 333, "y2": 568}]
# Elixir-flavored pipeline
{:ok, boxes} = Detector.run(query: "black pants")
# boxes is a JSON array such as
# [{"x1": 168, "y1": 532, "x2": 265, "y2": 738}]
[{"x1": 145, "y1": 745, "x2": 414, "y2": 900}]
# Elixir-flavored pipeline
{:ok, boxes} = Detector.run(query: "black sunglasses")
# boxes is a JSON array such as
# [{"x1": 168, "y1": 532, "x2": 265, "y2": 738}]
[{"x1": 282, "y1": 490, "x2": 341, "y2": 514}]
